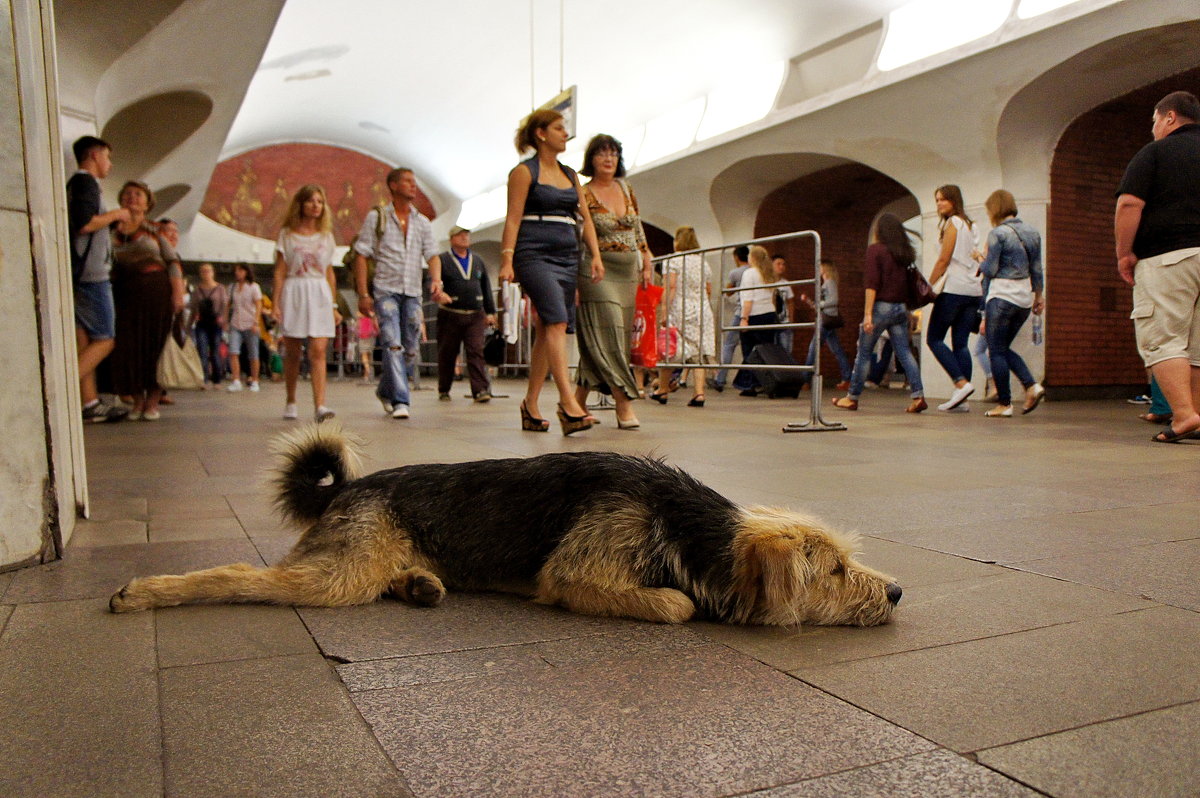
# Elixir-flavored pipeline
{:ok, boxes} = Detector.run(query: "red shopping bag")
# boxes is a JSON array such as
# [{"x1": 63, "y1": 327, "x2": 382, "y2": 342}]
[
  {"x1": 656, "y1": 325, "x2": 678, "y2": 360},
  {"x1": 631, "y1": 284, "x2": 663, "y2": 368}
]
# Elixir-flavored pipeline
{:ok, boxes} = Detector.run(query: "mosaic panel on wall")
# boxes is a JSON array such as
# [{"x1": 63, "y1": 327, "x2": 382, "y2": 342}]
[{"x1": 200, "y1": 143, "x2": 437, "y2": 246}]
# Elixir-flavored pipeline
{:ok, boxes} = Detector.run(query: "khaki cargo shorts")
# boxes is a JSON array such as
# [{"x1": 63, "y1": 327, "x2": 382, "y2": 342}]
[{"x1": 1131, "y1": 247, "x2": 1200, "y2": 367}]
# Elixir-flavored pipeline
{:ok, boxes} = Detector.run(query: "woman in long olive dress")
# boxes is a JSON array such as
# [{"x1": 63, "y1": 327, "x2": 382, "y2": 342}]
[{"x1": 573, "y1": 134, "x2": 653, "y2": 430}]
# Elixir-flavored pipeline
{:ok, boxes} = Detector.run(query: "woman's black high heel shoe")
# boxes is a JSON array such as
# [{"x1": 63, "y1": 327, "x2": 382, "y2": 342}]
[
  {"x1": 687, "y1": 395, "x2": 705, "y2": 407},
  {"x1": 520, "y1": 401, "x2": 550, "y2": 432},
  {"x1": 649, "y1": 392, "x2": 668, "y2": 404},
  {"x1": 556, "y1": 404, "x2": 594, "y2": 436}
]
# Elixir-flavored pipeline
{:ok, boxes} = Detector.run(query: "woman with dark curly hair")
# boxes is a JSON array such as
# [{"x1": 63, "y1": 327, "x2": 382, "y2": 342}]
[
  {"x1": 573, "y1": 133, "x2": 653, "y2": 429},
  {"x1": 109, "y1": 180, "x2": 184, "y2": 420}
]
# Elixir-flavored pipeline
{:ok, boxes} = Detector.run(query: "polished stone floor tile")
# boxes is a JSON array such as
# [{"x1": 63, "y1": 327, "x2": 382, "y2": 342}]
[
  {"x1": 797, "y1": 606, "x2": 1200, "y2": 752},
  {"x1": 0, "y1": 599, "x2": 160, "y2": 798},
  {"x1": 697, "y1": 569, "x2": 1151, "y2": 669},
  {"x1": 149, "y1": 516, "x2": 247, "y2": 543},
  {"x1": 1010, "y1": 538, "x2": 1200, "y2": 610},
  {"x1": 68, "y1": 518, "x2": 149, "y2": 547},
  {"x1": 879, "y1": 500, "x2": 1200, "y2": 564},
  {"x1": 156, "y1": 604, "x2": 318, "y2": 667},
  {"x1": 354, "y1": 643, "x2": 933, "y2": 797},
  {"x1": 160, "y1": 653, "x2": 410, "y2": 798},
  {"x1": 976, "y1": 701, "x2": 1200, "y2": 798},
  {"x1": 299, "y1": 591, "x2": 637, "y2": 662},
  {"x1": 85, "y1": 495, "x2": 149, "y2": 522},
  {"x1": 749, "y1": 749, "x2": 1039, "y2": 796},
  {"x1": 148, "y1": 493, "x2": 237, "y2": 520}
]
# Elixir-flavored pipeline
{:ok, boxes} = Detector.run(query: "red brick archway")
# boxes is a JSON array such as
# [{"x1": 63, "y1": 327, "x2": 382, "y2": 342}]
[
  {"x1": 1048, "y1": 67, "x2": 1200, "y2": 390},
  {"x1": 755, "y1": 162, "x2": 915, "y2": 375}
]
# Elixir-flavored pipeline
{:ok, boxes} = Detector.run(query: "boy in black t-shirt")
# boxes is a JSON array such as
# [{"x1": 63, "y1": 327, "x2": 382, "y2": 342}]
[{"x1": 68, "y1": 135, "x2": 131, "y2": 423}]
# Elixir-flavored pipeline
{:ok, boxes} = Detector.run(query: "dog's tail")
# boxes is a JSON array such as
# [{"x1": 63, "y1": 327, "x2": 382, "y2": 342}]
[{"x1": 269, "y1": 422, "x2": 363, "y2": 526}]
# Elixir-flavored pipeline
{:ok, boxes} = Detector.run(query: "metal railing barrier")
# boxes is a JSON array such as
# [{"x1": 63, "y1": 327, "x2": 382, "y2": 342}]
[{"x1": 651, "y1": 230, "x2": 845, "y2": 433}]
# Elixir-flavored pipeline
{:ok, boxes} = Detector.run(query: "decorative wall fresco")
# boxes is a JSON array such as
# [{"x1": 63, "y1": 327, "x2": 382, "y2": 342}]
[{"x1": 200, "y1": 142, "x2": 437, "y2": 245}]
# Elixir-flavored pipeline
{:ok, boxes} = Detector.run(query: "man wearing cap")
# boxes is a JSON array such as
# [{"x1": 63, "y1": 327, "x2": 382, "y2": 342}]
[
  {"x1": 353, "y1": 167, "x2": 445, "y2": 419},
  {"x1": 433, "y1": 226, "x2": 497, "y2": 402}
]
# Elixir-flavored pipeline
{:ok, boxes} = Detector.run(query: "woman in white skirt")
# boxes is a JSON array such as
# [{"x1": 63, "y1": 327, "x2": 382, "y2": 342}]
[{"x1": 272, "y1": 184, "x2": 341, "y2": 421}]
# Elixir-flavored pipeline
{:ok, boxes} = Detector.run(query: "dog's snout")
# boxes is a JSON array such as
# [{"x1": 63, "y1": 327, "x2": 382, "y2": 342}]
[{"x1": 885, "y1": 583, "x2": 902, "y2": 604}]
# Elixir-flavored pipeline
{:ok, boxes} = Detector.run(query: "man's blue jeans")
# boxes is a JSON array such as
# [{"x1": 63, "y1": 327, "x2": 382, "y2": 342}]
[
  {"x1": 984, "y1": 298, "x2": 1035, "y2": 406},
  {"x1": 804, "y1": 327, "x2": 852, "y2": 383},
  {"x1": 375, "y1": 292, "x2": 421, "y2": 407},
  {"x1": 849, "y1": 301, "x2": 923, "y2": 399}
]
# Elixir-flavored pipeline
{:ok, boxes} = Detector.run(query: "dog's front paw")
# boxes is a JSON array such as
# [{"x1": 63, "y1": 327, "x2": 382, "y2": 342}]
[
  {"x1": 409, "y1": 575, "x2": 445, "y2": 607},
  {"x1": 109, "y1": 581, "x2": 152, "y2": 613}
]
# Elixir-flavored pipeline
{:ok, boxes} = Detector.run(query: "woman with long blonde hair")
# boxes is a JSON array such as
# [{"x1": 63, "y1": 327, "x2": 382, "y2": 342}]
[
  {"x1": 733, "y1": 245, "x2": 779, "y2": 396},
  {"x1": 273, "y1": 183, "x2": 341, "y2": 422},
  {"x1": 498, "y1": 109, "x2": 604, "y2": 435},
  {"x1": 652, "y1": 226, "x2": 715, "y2": 407}
]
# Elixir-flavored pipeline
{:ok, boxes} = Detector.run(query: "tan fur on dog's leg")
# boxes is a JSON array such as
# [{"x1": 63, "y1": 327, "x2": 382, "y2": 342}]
[
  {"x1": 385, "y1": 567, "x2": 446, "y2": 607},
  {"x1": 536, "y1": 575, "x2": 695, "y2": 624},
  {"x1": 109, "y1": 561, "x2": 386, "y2": 612}
]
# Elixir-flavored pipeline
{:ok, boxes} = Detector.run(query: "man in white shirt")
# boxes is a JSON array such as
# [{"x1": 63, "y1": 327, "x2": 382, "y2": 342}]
[{"x1": 353, "y1": 168, "x2": 445, "y2": 418}]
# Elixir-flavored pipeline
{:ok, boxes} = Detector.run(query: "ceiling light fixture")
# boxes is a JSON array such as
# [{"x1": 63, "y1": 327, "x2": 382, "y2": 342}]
[
  {"x1": 876, "y1": 0, "x2": 1010, "y2": 72},
  {"x1": 696, "y1": 60, "x2": 785, "y2": 142}
]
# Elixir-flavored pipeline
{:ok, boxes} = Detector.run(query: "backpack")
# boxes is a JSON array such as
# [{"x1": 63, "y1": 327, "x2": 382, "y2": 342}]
[{"x1": 342, "y1": 205, "x2": 389, "y2": 287}]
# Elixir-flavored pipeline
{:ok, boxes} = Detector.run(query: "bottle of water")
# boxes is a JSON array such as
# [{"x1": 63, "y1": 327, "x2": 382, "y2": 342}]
[{"x1": 1031, "y1": 314, "x2": 1043, "y2": 345}]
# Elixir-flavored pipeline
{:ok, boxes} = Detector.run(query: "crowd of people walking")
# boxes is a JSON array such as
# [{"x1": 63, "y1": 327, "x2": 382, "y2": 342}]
[{"x1": 67, "y1": 88, "x2": 1200, "y2": 443}]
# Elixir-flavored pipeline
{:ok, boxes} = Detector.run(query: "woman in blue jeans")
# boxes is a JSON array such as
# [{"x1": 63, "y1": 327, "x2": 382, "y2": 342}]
[
  {"x1": 832, "y1": 213, "x2": 926, "y2": 413},
  {"x1": 926, "y1": 185, "x2": 982, "y2": 411},
  {"x1": 976, "y1": 189, "x2": 1045, "y2": 418}
]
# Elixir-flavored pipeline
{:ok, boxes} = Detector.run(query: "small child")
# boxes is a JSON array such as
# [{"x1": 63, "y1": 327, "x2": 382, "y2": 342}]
[
  {"x1": 226, "y1": 263, "x2": 263, "y2": 391},
  {"x1": 357, "y1": 313, "x2": 378, "y2": 384}
]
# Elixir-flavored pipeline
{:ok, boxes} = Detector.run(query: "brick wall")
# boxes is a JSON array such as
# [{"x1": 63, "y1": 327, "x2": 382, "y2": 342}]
[
  {"x1": 1048, "y1": 67, "x2": 1200, "y2": 387},
  {"x1": 754, "y1": 163, "x2": 913, "y2": 378}
]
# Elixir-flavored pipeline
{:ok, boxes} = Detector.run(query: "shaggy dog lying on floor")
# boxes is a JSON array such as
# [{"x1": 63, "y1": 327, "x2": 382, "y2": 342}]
[{"x1": 110, "y1": 425, "x2": 901, "y2": 626}]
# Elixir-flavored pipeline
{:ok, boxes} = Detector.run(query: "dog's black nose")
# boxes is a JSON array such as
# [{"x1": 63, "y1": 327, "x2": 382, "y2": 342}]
[{"x1": 885, "y1": 583, "x2": 902, "y2": 604}]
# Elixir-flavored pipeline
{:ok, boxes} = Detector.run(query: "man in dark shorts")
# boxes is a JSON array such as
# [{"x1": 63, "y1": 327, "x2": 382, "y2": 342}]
[
  {"x1": 67, "y1": 135, "x2": 130, "y2": 423},
  {"x1": 1115, "y1": 91, "x2": 1200, "y2": 443}
]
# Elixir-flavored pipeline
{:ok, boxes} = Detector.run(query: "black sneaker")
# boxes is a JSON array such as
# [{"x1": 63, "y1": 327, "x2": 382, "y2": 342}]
[
  {"x1": 473, "y1": 391, "x2": 492, "y2": 403},
  {"x1": 438, "y1": 392, "x2": 452, "y2": 401},
  {"x1": 82, "y1": 400, "x2": 129, "y2": 423}
]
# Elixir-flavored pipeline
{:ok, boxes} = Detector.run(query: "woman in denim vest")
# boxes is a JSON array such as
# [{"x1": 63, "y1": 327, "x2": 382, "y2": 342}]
[{"x1": 976, "y1": 189, "x2": 1045, "y2": 417}]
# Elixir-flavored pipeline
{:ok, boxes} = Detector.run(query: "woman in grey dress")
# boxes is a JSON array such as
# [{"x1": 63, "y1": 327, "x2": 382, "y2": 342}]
[{"x1": 573, "y1": 134, "x2": 653, "y2": 429}]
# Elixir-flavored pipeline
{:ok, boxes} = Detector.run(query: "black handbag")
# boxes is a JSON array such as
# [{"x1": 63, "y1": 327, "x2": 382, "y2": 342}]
[
  {"x1": 483, "y1": 329, "x2": 506, "y2": 367},
  {"x1": 906, "y1": 264, "x2": 937, "y2": 310},
  {"x1": 821, "y1": 312, "x2": 844, "y2": 330}
]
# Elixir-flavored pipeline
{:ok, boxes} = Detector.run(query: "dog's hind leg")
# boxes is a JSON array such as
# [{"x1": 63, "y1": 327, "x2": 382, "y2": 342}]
[
  {"x1": 536, "y1": 575, "x2": 696, "y2": 624},
  {"x1": 384, "y1": 567, "x2": 446, "y2": 607},
  {"x1": 109, "y1": 560, "x2": 387, "y2": 613}
]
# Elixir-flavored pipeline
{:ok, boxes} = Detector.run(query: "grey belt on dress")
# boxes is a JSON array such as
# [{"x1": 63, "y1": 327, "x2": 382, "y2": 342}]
[{"x1": 521, "y1": 214, "x2": 576, "y2": 224}]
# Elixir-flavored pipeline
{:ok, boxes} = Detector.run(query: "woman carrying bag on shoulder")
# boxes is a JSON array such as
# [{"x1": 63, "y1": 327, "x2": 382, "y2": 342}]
[
  {"x1": 926, "y1": 184, "x2": 982, "y2": 411},
  {"x1": 832, "y1": 213, "x2": 926, "y2": 413}
]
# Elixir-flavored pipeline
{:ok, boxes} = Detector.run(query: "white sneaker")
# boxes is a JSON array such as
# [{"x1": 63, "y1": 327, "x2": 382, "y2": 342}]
[
  {"x1": 227, "y1": 380, "x2": 243, "y2": 392},
  {"x1": 938, "y1": 382, "x2": 974, "y2": 411},
  {"x1": 249, "y1": 381, "x2": 260, "y2": 392},
  {"x1": 944, "y1": 403, "x2": 970, "y2": 413},
  {"x1": 379, "y1": 398, "x2": 394, "y2": 414},
  {"x1": 391, "y1": 404, "x2": 410, "y2": 419},
  {"x1": 315, "y1": 406, "x2": 335, "y2": 422},
  {"x1": 283, "y1": 403, "x2": 298, "y2": 420},
  {"x1": 985, "y1": 404, "x2": 1013, "y2": 418}
]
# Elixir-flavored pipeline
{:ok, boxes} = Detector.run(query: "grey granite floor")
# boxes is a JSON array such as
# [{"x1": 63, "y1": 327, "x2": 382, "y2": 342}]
[{"x1": 1, "y1": 377, "x2": 1197, "y2": 797}]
